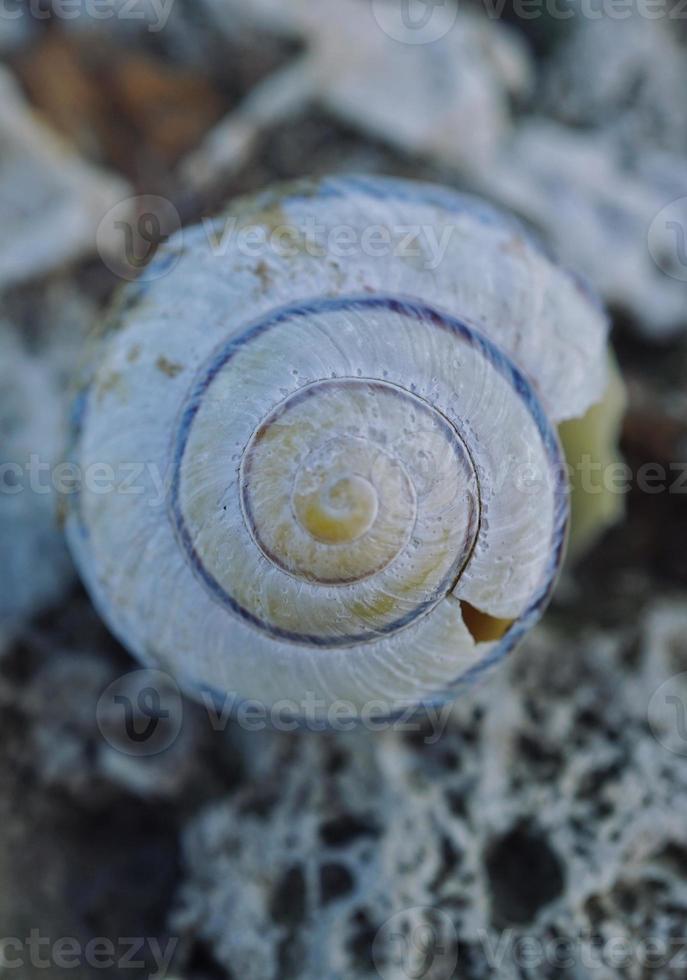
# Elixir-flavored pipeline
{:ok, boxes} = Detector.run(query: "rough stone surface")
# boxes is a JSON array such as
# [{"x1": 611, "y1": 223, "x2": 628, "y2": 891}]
[
  {"x1": 471, "y1": 16, "x2": 687, "y2": 340},
  {"x1": 479, "y1": 121, "x2": 687, "y2": 339},
  {"x1": 0, "y1": 12, "x2": 33, "y2": 54},
  {"x1": 179, "y1": 2, "x2": 531, "y2": 194},
  {"x1": 168, "y1": 604, "x2": 687, "y2": 978},
  {"x1": 0, "y1": 322, "x2": 74, "y2": 631},
  {"x1": 544, "y1": 17, "x2": 687, "y2": 155},
  {"x1": 0, "y1": 65, "x2": 131, "y2": 292}
]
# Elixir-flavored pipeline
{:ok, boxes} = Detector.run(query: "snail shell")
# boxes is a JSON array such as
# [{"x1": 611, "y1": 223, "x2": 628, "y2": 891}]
[{"x1": 66, "y1": 176, "x2": 609, "y2": 719}]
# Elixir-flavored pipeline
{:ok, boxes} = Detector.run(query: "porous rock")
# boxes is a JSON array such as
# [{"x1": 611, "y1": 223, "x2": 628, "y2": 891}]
[{"x1": 171, "y1": 600, "x2": 687, "y2": 978}]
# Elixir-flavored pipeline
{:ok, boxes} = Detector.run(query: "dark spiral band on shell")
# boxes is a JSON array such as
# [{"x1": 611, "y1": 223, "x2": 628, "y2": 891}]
[
  {"x1": 239, "y1": 377, "x2": 478, "y2": 587},
  {"x1": 169, "y1": 295, "x2": 569, "y2": 649}
]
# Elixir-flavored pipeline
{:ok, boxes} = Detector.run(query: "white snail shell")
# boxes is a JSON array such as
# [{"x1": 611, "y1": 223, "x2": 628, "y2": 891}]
[{"x1": 66, "y1": 176, "x2": 609, "y2": 719}]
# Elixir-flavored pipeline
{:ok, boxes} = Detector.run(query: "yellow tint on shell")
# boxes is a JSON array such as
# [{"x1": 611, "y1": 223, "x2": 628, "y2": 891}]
[
  {"x1": 558, "y1": 353, "x2": 627, "y2": 558},
  {"x1": 293, "y1": 474, "x2": 379, "y2": 544}
]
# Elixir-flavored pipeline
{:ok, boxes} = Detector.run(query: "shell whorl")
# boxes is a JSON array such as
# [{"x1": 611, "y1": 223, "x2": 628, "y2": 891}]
[
  {"x1": 171, "y1": 298, "x2": 490, "y2": 647},
  {"x1": 67, "y1": 176, "x2": 609, "y2": 719}
]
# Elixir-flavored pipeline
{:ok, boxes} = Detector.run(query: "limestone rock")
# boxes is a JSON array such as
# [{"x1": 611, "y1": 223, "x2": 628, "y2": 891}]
[
  {"x1": 171, "y1": 602, "x2": 687, "y2": 978},
  {"x1": 544, "y1": 17, "x2": 687, "y2": 155},
  {"x1": 179, "y1": 4, "x2": 532, "y2": 193},
  {"x1": 480, "y1": 120, "x2": 687, "y2": 339},
  {"x1": 0, "y1": 66, "x2": 132, "y2": 292}
]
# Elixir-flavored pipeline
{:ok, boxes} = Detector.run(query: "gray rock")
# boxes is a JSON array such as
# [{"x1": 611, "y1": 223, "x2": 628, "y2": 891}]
[
  {"x1": 544, "y1": 17, "x2": 687, "y2": 155},
  {"x1": 0, "y1": 66, "x2": 132, "y2": 292},
  {"x1": 171, "y1": 602, "x2": 687, "y2": 978},
  {"x1": 21, "y1": 652, "x2": 208, "y2": 801},
  {"x1": 0, "y1": 323, "x2": 74, "y2": 631},
  {"x1": 479, "y1": 120, "x2": 687, "y2": 339},
  {"x1": 0, "y1": 8, "x2": 34, "y2": 54},
  {"x1": 179, "y1": 4, "x2": 532, "y2": 194}
]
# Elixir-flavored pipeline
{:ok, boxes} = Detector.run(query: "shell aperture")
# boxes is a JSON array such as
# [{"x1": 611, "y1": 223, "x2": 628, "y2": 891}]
[{"x1": 66, "y1": 176, "x2": 609, "y2": 720}]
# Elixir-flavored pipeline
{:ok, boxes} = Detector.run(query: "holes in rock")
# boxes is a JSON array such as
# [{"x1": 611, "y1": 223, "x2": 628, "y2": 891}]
[
  {"x1": 185, "y1": 939, "x2": 231, "y2": 980},
  {"x1": 320, "y1": 862, "x2": 354, "y2": 904},
  {"x1": 239, "y1": 792, "x2": 279, "y2": 820},
  {"x1": 347, "y1": 909, "x2": 378, "y2": 973},
  {"x1": 276, "y1": 933, "x2": 307, "y2": 980},
  {"x1": 583, "y1": 894, "x2": 605, "y2": 928},
  {"x1": 609, "y1": 881, "x2": 639, "y2": 915},
  {"x1": 516, "y1": 733, "x2": 564, "y2": 778},
  {"x1": 485, "y1": 823, "x2": 565, "y2": 927},
  {"x1": 575, "y1": 761, "x2": 623, "y2": 801},
  {"x1": 319, "y1": 814, "x2": 378, "y2": 847},
  {"x1": 522, "y1": 697, "x2": 546, "y2": 725},
  {"x1": 446, "y1": 789, "x2": 469, "y2": 820},
  {"x1": 270, "y1": 865, "x2": 306, "y2": 927},
  {"x1": 325, "y1": 745, "x2": 349, "y2": 775},
  {"x1": 270, "y1": 863, "x2": 309, "y2": 978},
  {"x1": 654, "y1": 842, "x2": 687, "y2": 877},
  {"x1": 459, "y1": 602, "x2": 514, "y2": 643},
  {"x1": 431, "y1": 835, "x2": 462, "y2": 892},
  {"x1": 0, "y1": 637, "x2": 40, "y2": 684},
  {"x1": 574, "y1": 705, "x2": 603, "y2": 732}
]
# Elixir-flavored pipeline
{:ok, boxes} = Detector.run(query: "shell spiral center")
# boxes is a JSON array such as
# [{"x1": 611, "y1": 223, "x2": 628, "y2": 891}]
[
  {"x1": 240, "y1": 381, "x2": 429, "y2": 586},
  {"x1": 169, "y1": 299, "x2": 509, "y2": 645}
]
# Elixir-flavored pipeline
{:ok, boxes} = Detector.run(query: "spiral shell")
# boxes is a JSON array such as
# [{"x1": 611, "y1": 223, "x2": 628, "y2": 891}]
[{"x1": 66, "y1": 176, "x2": 609, "y2": 719}]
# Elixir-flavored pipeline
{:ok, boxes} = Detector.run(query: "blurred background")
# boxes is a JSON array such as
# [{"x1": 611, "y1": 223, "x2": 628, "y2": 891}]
[{"x1": 1, "y1": 1, "x2": 687, "y2": 978}]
